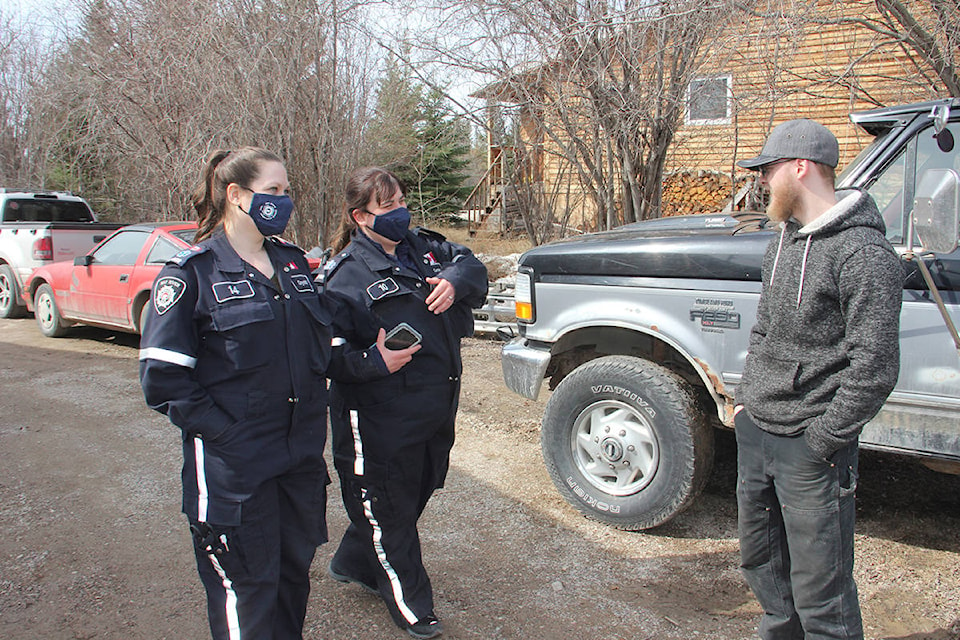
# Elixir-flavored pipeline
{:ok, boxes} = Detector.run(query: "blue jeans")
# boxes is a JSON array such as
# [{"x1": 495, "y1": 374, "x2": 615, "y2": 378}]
[{"x1": 735, "y1": 410, "x2": 862, "y2": 640}]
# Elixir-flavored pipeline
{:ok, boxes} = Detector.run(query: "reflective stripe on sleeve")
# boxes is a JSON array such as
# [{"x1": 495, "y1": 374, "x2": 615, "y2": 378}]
[
  {"x1": 139, "y1": 347, "x2": 198, "y2": 368},
  {"x1": 331, "y1": 337, "x2": 347, "y2": 347}
]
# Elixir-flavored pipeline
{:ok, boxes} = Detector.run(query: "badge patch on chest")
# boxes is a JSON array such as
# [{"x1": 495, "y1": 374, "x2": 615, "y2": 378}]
[
  {"x1": 212, "y1": 280, "x2": 255, "y2": 303},
  {"x1": 367, "y1": 277, "x2": 399, "y2": 300},
  {"x1": 290, "y1": 273, "x2": 313, "y2": 293},
  {"x1": 154, "y1": 277, "x2": 186, "y2": 315}
]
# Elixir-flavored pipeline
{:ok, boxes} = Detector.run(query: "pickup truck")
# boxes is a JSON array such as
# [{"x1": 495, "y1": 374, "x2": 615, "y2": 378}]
[
  {"x1": 0, "y1": 190, "x2": 124, "y2": 319},
  {"x1": 501, "y1": 98, "x2": 960, "y2": 530}
]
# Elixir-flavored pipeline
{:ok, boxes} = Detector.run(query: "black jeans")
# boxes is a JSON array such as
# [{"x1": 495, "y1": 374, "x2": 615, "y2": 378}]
[{"x1": 735, "y1": 409, "x2": 862, "y2": 640}]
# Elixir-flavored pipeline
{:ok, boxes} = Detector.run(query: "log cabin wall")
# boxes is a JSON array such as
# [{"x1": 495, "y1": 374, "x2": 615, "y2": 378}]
[{"x1": 491, "y1": 0, "x2": 951, "y2": 229}]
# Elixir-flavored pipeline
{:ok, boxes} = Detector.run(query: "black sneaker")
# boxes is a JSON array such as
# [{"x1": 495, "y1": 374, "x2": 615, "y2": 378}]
[
  {"x1": 327, "y1": 559, "x2": 378, "y2": 595},
  {"x1": 407, "y1": 613, "x2": 443, "y2": 639}
]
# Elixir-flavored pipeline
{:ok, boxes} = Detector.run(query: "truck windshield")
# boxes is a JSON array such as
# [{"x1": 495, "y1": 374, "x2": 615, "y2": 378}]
[
  {"x1": 2, "y1": 198, "x2": 93, "y2": 222},
  {"x1": 837, "y1": 128, "x2": 892, "y2": 187}
]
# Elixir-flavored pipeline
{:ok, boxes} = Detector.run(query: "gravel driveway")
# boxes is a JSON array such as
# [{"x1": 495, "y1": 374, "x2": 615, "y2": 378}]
[{"x1": 0, "y1": 318, "x2": 957, "y2": 639}]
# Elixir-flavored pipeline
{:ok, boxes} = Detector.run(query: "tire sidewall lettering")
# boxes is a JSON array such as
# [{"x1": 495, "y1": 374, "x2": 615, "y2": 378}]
[
  {"x1": 565, "y1": 475, "x2": 621, "y2": 513},
  {"x1": 590, "y1": 383, "x2": 657, "y2": 419}
]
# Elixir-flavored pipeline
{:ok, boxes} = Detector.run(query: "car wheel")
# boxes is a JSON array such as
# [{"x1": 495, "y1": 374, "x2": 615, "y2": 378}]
[
  {"x1": 540, "y1": 355, "x2": 714, "y2": 530},
  {"x1": 0, "y1": 264, "x2": 26, "y2": 318},
  {"x1": 34, "y1": 284, "x2": 71, "y2": 337}
]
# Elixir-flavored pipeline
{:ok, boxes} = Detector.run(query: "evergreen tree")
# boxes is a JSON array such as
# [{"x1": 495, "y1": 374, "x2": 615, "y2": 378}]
[
  {"x1": 405, "y1": 87, "x2": 471, "y2": 221},
  {"x1": 367, "y1": 59, "x2": 471, "y2": 222}
]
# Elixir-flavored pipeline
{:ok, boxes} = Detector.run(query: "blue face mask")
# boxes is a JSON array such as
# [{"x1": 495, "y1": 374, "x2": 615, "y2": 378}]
[
  {"x1": 370, "y1": 206, "x2": 411, "y2": 242},
  {"x1": 240, "y1": 190, "x2": 294, "y2": 236}
]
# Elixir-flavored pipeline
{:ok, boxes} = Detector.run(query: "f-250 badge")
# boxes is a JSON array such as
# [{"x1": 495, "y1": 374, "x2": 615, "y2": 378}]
[{"x1": 689, "y1": 299, "x2": 740, "y2": 330}]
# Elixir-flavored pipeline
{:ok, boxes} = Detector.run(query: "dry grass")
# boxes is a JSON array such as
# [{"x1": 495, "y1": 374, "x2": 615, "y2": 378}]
[{"x1": 433, "y1": 223, "x2": 534, "y2": 257}]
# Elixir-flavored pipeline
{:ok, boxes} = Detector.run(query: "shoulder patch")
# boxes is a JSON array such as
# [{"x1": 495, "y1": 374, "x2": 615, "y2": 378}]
[
  {"x1": 321, "y1": 250, "x2": 351, "y2": 279},
  {"x1": 168, "y1": 245, "x2": 208, "y2": 266},
  {"x1": 268, "y1": 236, "x2": 304, "y2": 253},
  {"x1": 366, "y1": 277, "x2": 399, "y2": 300},
  {"x1": 413, "y1": 226, "x2": 447, "y2": 242},
  {"x1": 154, "y1": 277, "x2": 187, "y2": 315}
]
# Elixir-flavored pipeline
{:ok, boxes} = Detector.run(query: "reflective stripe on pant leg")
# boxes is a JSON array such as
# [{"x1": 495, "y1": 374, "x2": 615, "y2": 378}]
[
  {"x1": 194, "y1": 437, "x2": 209, "y2": 522},
  {"x1": 350, "y1": 410, "x2": 364, "y2": 476},
  {"x1": 208, "y1": 553, "x2": 242, "y2": 640},
  {"x1": 362, "y1": 490, "x2": 419, "y2": 624}
]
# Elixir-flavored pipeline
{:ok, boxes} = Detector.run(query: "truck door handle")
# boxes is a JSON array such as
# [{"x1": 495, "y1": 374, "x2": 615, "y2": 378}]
[{"x1": 119, "y1": 274, "x2": 129, "y2": 282}]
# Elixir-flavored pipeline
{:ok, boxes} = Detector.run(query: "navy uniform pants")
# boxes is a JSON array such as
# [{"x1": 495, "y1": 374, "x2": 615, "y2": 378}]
[
  {"x1": 331, "y1": 429, "x2": 453, "y2": 627},
  {"x1": 735, "y1": 410, "x2": 862, "y2": 640},
  {"x1": 190, "y1": 468, "x2": 328, "y2": 640}
]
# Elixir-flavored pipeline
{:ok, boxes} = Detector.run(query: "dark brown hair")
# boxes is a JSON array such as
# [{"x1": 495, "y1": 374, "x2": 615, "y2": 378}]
[
  {"x1": 330, "y1": 167, "x2": 406, "y2": 252},
  {"x1": 191, "y1": 147, "x2": 283, "y2": 243}
]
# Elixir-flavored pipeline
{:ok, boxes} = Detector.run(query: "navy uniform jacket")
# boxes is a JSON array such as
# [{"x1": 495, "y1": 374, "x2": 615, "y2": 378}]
[
  {"x1": 139, "y1": 231, "x2": 375, "y2": 527},
  {"x1": 321, "y1": 228, "x2": 488, "y2": 461}
]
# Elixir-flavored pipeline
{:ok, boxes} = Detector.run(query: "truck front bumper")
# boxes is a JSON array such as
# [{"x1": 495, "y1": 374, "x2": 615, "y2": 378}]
[{"x1": 501, "y1": 337, "x2": 552, "y2": 400}]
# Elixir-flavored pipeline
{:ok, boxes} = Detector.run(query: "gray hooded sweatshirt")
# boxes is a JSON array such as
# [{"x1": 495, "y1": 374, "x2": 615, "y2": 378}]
[{"x1": 738, "y1": 189, "x2": 903, "y2": 461}]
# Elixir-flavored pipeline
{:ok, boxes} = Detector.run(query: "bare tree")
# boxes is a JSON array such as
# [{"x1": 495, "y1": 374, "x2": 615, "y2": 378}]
[
  {"x1": 0, "y1": 7, "x2": 60, "y2": 187},
  {"x1": 394, "y1": 0, "x2": 731, "y2": 239},
  {"x1": 22, "y1": 0, "x2": 378, "y2": 247}
]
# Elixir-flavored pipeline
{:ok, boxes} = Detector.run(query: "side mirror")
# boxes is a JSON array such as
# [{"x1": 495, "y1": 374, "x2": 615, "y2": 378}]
[
  {"x1": 912, "y1": 168, "x2": 960, "y2": 254},
  {"x1": 929, "y1": 103, "x2": 954, "y2": 152},
  {"x1": 74, "y1": 254, "x2": 94, "y2": 267}
]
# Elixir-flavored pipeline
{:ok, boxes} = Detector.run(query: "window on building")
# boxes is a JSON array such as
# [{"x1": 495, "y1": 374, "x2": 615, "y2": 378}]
[{"x1": 686, "y1": 76, "x2": 731, "y2": 125}]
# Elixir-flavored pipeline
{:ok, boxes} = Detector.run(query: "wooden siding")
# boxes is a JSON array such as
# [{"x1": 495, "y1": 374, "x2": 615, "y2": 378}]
[
  {"x1": 670, "y1": 0, "x2": 945, "y2": 174},
  {"x1": 496, "y1": 0, "x2": 952, "y2": 229}
]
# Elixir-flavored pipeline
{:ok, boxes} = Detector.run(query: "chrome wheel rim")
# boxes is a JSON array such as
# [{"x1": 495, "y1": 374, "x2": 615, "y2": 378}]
[{"x1": 571, "y1": 399, "x2": 659, "y2": 496}]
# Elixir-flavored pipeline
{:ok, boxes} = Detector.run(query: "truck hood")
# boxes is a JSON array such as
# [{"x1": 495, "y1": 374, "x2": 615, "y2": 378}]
[{"x1": 519, "y1": 212, "x2": 774, "y2": 281}]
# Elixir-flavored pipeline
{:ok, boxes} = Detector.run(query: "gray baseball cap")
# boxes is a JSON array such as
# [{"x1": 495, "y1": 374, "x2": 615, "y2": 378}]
[{"x1": 737, "y1": 118, "x2": 840, "y2": 169}]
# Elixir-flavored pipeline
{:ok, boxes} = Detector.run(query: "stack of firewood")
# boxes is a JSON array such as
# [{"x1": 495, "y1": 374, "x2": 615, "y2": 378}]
[{"x1": 660, "y1": 170, "x2": 752, "y2": 217}]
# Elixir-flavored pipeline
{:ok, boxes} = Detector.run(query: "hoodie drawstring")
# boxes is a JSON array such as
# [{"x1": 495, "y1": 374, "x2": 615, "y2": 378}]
[
  {"x1": 770, "y1": 226, "x2": 786, "y2": 286},
  {"x1": 797, "y1": 235, "x2": 812, "y2": 309}
]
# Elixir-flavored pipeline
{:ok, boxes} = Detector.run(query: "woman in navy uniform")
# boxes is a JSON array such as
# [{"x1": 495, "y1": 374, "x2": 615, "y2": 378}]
[
  {"x1": 322, "y1": 167, "x2": 488, "y2": 639},
  {"x1": 139, "y1": 148, "x2": 395, "y2": 640}
]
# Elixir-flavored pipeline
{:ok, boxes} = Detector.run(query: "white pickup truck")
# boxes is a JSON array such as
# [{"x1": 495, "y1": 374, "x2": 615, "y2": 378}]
[{"x1": 0, "y1": 190, "x2": 123, "y2": 318}]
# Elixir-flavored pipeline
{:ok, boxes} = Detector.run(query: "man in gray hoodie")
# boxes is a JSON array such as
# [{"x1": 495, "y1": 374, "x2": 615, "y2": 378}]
[{"x1": 735, "y1": 119, "x2": 903, "y2": 640}]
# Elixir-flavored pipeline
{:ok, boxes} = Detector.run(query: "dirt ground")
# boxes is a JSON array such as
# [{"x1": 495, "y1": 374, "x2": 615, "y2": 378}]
[{"x1": 0, "y1": 317, "x2": 958, "y2": 640}]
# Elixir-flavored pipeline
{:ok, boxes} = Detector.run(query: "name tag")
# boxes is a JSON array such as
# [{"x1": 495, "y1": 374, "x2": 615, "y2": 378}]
[
  {"x1": 290, "y1": 273, "x2": 314, "y2": 293},
  {"x1": 212, "y1": 280, "x2": 255, "y2": 303},
  {"x1": 366, "y1": 277, "x2": 399, "y2": 301}
]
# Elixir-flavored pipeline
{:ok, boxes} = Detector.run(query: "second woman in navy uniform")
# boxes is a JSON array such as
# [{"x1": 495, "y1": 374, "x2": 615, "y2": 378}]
[{"x1": 322, "y1": 167, "x2": 488, "y2": 639}]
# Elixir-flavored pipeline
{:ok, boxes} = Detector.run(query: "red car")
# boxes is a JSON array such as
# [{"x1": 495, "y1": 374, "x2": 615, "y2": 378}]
[{"x1": 26, "y1": 222, "x2": 198, "y2": 337}]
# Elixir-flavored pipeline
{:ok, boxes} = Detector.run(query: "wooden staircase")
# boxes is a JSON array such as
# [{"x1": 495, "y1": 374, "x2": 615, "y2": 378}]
[{"x1": 460, "y1": 148, "x2": 520, "y2": 236}]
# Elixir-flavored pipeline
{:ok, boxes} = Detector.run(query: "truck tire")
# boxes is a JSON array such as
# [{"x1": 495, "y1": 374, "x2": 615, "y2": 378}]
[
  {"x1": 0, "y1": 264, "x2": 26, "y2": 318},
  {"x1": 541, "y1": 355, "x2": 714, "y2": 530},
  {"x1": 34, "y1": 284, "x2": 71, "y2": 337}
]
